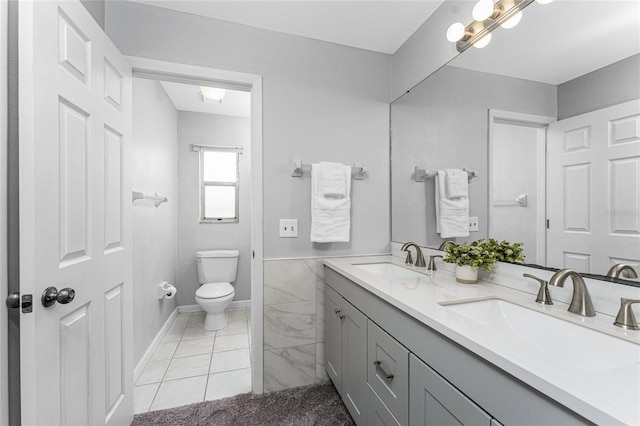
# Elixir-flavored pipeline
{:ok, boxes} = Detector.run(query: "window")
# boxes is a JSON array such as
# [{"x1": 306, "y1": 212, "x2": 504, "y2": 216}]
[{"x1": 199, "y1": 148, "x2": 240, "y2": 223}]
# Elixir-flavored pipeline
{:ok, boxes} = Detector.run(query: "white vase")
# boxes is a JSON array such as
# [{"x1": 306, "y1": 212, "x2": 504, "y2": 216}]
[{"x1": 455, "y1": 265, "x2": 478, "y2": 284}]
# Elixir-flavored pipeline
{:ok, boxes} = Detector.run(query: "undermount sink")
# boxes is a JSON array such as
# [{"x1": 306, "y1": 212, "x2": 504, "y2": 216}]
[
  {"x1": 440, "y1": 298, "x2": 639, "y2": 373},
  {"x1": 352, "y1": 262, "x2": 425, "y2": 279}
]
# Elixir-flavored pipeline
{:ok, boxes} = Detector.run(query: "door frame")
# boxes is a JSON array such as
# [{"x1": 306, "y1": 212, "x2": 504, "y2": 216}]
[
  {"x1": 125, "y1": 56, "x2": 265, "y2": 394},
  {"x1": 1, "y1": 0, "x2": 9, "y2": 423},
  {"x1": 488, "y1": 109, "x2": 554, "y2": 264}
]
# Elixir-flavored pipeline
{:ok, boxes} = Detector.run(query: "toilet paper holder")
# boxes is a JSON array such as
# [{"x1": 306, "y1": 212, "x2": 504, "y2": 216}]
[{"x1": 157, "y1": 281, "x2": 177, "y2": 300}]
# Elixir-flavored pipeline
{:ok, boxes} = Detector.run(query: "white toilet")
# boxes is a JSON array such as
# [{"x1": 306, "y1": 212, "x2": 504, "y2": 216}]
[{"x1": 195, "y1": 249, "x2": 239, "y2": 331}]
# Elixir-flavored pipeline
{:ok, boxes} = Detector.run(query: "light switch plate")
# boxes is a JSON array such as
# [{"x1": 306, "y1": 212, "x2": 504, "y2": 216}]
[
  {"x1": 469, "y1": 217, "x2": 479, "y2": 232},
  {"x1": 279, "y1": 219, "x2": 298, "y2": 238}
]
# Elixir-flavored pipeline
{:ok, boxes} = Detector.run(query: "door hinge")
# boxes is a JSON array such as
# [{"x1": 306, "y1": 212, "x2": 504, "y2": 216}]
[{"x1": 546, "y1": 219, "x2": 550, "y2": 229}]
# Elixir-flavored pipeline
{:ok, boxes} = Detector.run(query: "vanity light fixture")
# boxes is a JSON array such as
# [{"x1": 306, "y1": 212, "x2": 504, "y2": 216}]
[
  {"x1": 472, "y1": 0, "x2": 495, "y2": 22},
  {"x1": 446, "y1": 0, "x2": 552, "y2": 52},
  {"x1": 200, "y1": 86, "x2": 226, "y2": 104}
]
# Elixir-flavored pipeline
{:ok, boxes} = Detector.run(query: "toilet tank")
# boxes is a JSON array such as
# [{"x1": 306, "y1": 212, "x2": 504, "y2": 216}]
[{"x1": 196, "y1": 250, "x2": 239, "y2": 284}]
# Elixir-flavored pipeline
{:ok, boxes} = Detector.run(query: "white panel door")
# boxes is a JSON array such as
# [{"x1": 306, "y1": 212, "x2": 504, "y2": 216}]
[
  {"x1": 547, "y1": 100, "x2": 640, "y2": 274},
  {"x1": 19, "y1": 1, "x2": 133, "y2": 425}
]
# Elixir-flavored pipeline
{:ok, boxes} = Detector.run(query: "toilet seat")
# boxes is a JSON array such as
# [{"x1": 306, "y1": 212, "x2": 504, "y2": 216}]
[{"x1": 196, "y1": 282, "x2": 234, "y2": 299}]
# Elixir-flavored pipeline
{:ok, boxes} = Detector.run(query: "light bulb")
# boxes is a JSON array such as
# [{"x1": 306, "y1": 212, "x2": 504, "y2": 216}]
[
  {"x1": 446, "y1": 23, "x2": 466, "y2": 42},
  {"x1": 536, "y1": 0, "x2": 554, "y2": 4},
  {"x1": 472, "y1": 0, "x2": 495, "y2": 21},
  {"x1": 200, "y1": 86, "x2": 226, "y2": 103},
  {"x1": 473, "y1": 32, "x2": 492, "y2": 48},
  {"x1": 500, "y1": 10, "x2": 522, "y2": 28}
]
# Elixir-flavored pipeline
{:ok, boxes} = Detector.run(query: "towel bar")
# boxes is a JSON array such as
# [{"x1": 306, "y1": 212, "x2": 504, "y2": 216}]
[
  {"x1": 493, "y1": 194, "x2": 527, "y2": 207},
  {"x1": 290, "y1": 159, "x2": 367, "y2": 180},
  {"x1": 132, "y1": 191, "x2": 168, "y2": 207},
  {"x1": 414, "y1": 167, "x2": 477, "y2": 182}
]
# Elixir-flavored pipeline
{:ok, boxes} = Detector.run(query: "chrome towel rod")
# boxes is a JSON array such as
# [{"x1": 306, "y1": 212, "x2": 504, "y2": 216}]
[
  {"x1": 414, "y1": 167, "x2": 477, "y2": 182},
  {"x1": 132, "y1": 191, "x2": 168, "y2": 207},
  {"x1": 290, "y1": 159, "x2": 367, "y2": 180},
  {"x1": 493, "y1": 194, "x2": 528, "y2": 208}
]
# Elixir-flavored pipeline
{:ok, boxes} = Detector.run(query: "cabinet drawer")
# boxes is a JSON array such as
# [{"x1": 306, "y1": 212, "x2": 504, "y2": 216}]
[
  {"x1": 368, "y1": 320, "x2": 409, "y2": 425},
  {"x1": 410, "y1": 354, "x2": 491, "y2": 426},
  {"x1": 368, "y1": 383, "x2": 401, "y2": 426}
]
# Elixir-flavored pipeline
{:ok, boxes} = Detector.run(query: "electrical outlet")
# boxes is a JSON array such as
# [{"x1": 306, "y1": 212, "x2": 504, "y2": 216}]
[
  {"x1": 279, "y1": 219, "x2": 298, "y2": 238},
  {"x1": 469, "y1": 217, "x2": 479, "y2": 232}
]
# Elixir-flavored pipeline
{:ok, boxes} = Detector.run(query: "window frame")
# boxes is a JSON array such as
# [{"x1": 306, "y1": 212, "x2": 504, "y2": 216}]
[{"x1": 197, "y1": 145, "x2": 242, "y2": 224}]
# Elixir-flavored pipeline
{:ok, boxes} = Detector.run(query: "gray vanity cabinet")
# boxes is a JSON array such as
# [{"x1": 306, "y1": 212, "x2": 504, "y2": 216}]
[
  {"x1": 325, "y1": 285, "x2": 368, "y2": 424},
  {"x1": 325, "y1": 285, "x2": 343, "y2": 389},
  {"x1": 367, "y1": 384, "x2": 401, "y2": 426},
  {"x1": 324, "y1": 266, "x2": 590, "y2": 426},
  {"x1": 409, "y1": 354, "x2": 492, "y2": 425},
  {"x1": 367, "y1": 321, "x2": 409, "y2": 425}
]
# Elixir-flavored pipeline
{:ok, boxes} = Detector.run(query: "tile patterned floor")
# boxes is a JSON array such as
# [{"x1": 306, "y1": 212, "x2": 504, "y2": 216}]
[{"x1": 134, "y1": 308, "x2": 252, "y2": 413}]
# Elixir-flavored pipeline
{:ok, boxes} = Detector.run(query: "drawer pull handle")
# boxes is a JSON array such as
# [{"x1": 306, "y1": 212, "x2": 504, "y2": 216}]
[{"x1": 374, "y1": 361, "x2": 394, "y2": 380}]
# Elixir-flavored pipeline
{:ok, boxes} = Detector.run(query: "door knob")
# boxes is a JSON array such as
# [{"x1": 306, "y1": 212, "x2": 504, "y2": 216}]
[
  {"x1": 6, "y1": 292, "x2": 20, "y2": 309},
  {"x1": 41, "y1": 287, "x2": 76, "y2": 307}
]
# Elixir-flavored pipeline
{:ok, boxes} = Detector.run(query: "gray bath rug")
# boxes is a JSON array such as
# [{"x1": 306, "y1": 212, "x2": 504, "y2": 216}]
[{"x1": 131, "y1": 382, "x2": 355, "y2": 426}]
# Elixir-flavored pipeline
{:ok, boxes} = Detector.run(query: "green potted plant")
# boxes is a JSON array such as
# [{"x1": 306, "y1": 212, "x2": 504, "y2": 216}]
[
  {"x1": 442, "y1": 239, "x2": 497, "y2": 284},
  {"x1": 484, "y1": 238, "x2": 526, "y2": 264}
]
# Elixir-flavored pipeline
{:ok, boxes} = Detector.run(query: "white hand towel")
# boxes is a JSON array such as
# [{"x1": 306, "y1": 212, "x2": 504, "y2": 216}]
[
  {"x1": 436, "y1": 170, "x2": 470, "y2": 238},
  {"x1": 445, "y1": 169, "x2": 468, "y2": 199},
  {"x1": 311, "y1": 164, "x2": 351, "y2": 242},
  {"x1": 320, "y1": 161, "x2": 347, "y2": 198}
]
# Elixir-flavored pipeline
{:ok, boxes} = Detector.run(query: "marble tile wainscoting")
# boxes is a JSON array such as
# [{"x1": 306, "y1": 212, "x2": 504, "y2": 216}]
[{"x1": 263, "y1": 258, "x2": 329, "y2": 392}]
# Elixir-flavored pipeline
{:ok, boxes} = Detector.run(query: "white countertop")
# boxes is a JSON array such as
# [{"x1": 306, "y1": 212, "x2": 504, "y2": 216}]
[{"x1": 324, "y1": 255, "x2": 640, "y2": 426}]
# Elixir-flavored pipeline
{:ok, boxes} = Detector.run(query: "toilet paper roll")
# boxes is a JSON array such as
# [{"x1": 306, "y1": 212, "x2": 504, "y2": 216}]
[
  {"x1": 158, "y1": 281, "x2": 177, "y2": 300},
  {"x1": 163, "y1": 284, "x2": 177, "y2": 299}
]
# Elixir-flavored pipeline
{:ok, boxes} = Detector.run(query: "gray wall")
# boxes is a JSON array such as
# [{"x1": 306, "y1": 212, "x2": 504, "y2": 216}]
[
  {"x1": 391, "y1": 65, "x2": 556, "y2": 247},
  {"x1": 177, "y1": 112, "x2": 251, "y2": 305},
  {"x1": 132, "y1": 78, "x2": 179, "y2": 364},
  {"x1": 558, "y1": 53, "x2": 640, "y2": 120},
  {"x1": 105, "y1": 1, "x2": 391, "y2": 260},
  {"x1": 80, "y1": 0, "x2": 105, "y2": 29},
  {"x1": 391, "y1": 1, "x2": 471, "y2": 101}
]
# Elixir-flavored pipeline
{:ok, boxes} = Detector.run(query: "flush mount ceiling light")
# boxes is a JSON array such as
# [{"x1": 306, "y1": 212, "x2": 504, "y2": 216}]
[
  {"x1": 200, "y1": 86, "x2": 226, "y2": 104},
  {"x1": 446, "y1": 0, "x2": 553, "y2": 52}
]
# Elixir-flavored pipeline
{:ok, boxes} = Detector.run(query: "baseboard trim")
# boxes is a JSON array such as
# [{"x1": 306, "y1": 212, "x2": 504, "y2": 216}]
[
  {"x1": 177, "y1": 304, "x2": 201, "y2": 314},
  {"x1": 178, "y1": 299, "x2": 251, "y2": 314},
  {"x1": 133, "y1": 307, "x2": 179, "y2": 383},
  {"x1": 229, "y1": 299, "x2": 251, "y2": 309}
]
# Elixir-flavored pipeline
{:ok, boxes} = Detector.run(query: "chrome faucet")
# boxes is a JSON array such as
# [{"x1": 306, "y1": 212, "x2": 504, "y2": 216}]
[
  {"x1": 522, "y1": 274, "x2": 553, "y2": 305},
  {"x1": 438, "y1": 240, "x2": 455, "y2": 251},
  {"x1": 606, "y1": 263, "x2": 638, "y2": 279},
  {"x1": 401, "y1": 242, "x2": 426, "y2": 268},
  {"x1": 614, "y1": 298, "x2": 640, "y2": 330},
  {"x1": 549, "y1": 269, "x2": 595, "y2": 317}
]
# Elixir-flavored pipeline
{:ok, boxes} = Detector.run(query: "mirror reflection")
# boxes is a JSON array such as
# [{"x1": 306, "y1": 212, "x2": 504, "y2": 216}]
[{"x1": 391, "y1": 1, "x2": 640, "y2": 282}]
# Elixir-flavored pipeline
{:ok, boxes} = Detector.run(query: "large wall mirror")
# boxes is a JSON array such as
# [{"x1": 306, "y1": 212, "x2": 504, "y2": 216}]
[{"x1": 391, "y1": 0, "x2": 640, "y2": 285}]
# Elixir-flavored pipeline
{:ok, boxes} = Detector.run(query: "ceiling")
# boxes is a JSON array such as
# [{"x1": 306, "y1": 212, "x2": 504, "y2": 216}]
[
  {"x1": 159, "y1": 81, "x2": 251, "y2": 117},
  {"x1": 130, "y1": 1, "x2": 639, "y2": 88},
  {"x1": 126, "y1": 0, "x2": 445, "y2": 54}
]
